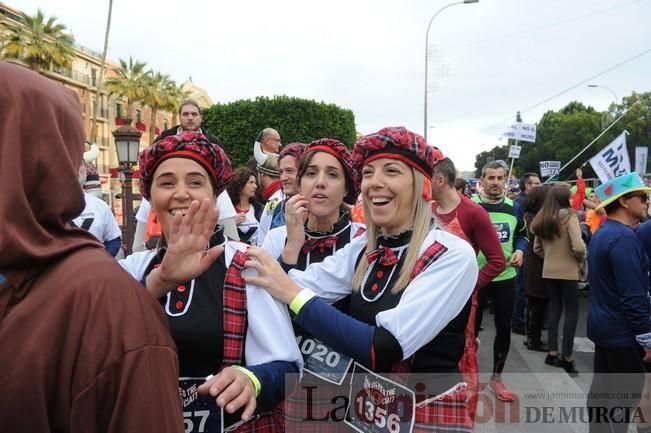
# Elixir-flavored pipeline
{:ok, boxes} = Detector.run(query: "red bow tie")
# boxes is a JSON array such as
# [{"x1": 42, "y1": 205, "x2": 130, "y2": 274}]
[
  {"x1": 366, "y1": 246, "x2": 399, "y2": 266},
  {"x1": 302, "y1": 236, "x2": 338, "y2": 254}
]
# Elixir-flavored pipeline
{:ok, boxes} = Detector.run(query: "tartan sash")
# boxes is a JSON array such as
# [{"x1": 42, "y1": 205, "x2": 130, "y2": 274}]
[{"x1": 222, "y1": 250, "x2": 249, "y2": 367}]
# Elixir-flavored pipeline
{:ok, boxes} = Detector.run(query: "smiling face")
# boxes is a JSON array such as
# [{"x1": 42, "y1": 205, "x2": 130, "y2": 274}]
[
  {"x1": 279, "y1": 155, "x2": 299, "y2": 196},
  {"x1": 150, "y1": 157, "x2": 215, "y2": 237},
  {"x1": 299, "y1": 151, "x2": 347, "y2": 222},
  {"x1": 361, "y1": 158, "x2": 415, "y2": 235}
]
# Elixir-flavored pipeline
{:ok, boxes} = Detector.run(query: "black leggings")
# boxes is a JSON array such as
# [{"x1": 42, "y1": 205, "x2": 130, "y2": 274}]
[
  {"x1": 545, "y1": 278, "x2": 579, "y2": 358},
  {"x1": 475, "y1": 277, "x2": 516, "y2": 376}
]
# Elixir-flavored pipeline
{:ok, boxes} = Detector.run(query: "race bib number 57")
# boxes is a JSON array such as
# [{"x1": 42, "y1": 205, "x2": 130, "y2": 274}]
[{"x1": 344, "y1": 363, "x2": 415, "y2": 433}]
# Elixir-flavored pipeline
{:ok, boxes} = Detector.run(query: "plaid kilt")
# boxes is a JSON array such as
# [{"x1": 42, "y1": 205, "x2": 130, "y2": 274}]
[
  {"x1": 274, "y1": 372, "x2": 350, "y2": 432},
  {"x1": 413, "y1": 384, "x2": 473, "y2": 433},
  {"x1": 236, "y1": 412, "x2": 281, "y2": 433}
]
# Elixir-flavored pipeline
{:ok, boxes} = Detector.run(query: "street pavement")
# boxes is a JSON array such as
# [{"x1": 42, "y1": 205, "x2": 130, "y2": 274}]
[{"x1": 472, "y1": 289, "x2": 638, "y2": 432}]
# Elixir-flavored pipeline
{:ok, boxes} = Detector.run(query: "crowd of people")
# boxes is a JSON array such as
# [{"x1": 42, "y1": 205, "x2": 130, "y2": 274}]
[{"x1": 2, "y1": 63, "x2": 651, "y2": 433}]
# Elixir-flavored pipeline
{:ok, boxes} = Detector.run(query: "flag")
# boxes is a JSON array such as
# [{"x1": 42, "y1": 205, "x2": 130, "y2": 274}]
[{"x1": 589, "y1": 132, "x2": 630, "y2": 183}]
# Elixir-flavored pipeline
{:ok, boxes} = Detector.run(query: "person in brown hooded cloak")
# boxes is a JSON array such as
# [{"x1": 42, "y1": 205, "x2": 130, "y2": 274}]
[{"x1": 0, "y1": 63, "x2": 184, "y2": 432}]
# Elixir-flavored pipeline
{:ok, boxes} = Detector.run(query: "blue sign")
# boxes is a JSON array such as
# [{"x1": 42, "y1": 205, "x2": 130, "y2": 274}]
[
  {"x1": 345, "y1": 363, "x2": 415, "y2": 433},
  {"x1": 297, "y1": 332, "x2": 353, "y2": 385}
]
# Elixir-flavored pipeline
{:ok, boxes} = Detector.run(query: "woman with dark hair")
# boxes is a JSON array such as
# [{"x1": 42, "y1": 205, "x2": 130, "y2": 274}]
[
  {"x1": 119, "y1": 131, "x2": 302, "y2": 432},
  {"x1": 531, "y1": 183, "x2": 586, "y2": 376},
  {"x1": 522, "y1": 184, "x2": 550, "y2": 351},
  {"x1": 261, "y1": 138, "x2": 364, "y2": 432},
  {"x1": 227, "y1": 167, "x2": 261, "y2": 244}
]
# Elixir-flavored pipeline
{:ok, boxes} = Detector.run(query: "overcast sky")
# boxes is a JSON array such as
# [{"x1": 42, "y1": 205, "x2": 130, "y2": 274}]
[{"x1": 9, "y1": 0, "x2": 651, "y2": 170}]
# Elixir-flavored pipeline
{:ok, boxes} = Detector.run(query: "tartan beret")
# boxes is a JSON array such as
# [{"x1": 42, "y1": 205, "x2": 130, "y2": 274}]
[
  {"x1": 138, "y1": 131, "x2": 232, "y2": 200},
  {"x1": 352, "y1": 126, "x2": 443, "y2": 178},
  {"x1": 303, "y1": 138, "x2": 360, "y2": 205},
  {"x1": 278, "y1": 142, "x2": 307, "y2": 164}
]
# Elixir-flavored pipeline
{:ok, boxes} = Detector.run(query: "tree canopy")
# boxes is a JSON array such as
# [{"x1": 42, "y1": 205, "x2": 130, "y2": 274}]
[
  {"x1": 202, "y1": 96, "x2": 357, "y2": 168},
  {"x1": 474, "y1": 92, "x2": 651, "y2": 180}
]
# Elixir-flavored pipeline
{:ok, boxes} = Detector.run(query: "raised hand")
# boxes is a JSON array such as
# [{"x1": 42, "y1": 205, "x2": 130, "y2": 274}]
[
  {"x1": 282, "y1": 194, "x2": 310, "y2": 264},
  {"x1": 146, "y1": 198, "x2": 223, "y2": 298},
  {"x1": 244, "y1": 246, "x2": 302, "y2": 305}
]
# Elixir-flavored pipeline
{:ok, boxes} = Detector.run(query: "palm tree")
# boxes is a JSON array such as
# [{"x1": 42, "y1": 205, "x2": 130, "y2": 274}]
[
  {"x1": 2, "y1": 9, "x2": 74, "y2": 72},
  {"x1": 90, "y1": 0, "x2": 113, "y2": 143},
  {"x1": 143, "y1": 71, "x2": 173, "y2": 142},
  {"x1": 105, "y1": 56, "x2": 149, "y2": 120}
]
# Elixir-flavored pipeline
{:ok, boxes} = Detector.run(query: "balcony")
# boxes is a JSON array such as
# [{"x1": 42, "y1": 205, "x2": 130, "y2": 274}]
[{"x1": 50, "y1": 65, "x2": 90, "y2": 86}]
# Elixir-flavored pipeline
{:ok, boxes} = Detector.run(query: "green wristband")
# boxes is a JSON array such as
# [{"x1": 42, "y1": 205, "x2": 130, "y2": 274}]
[
  {"x1": 230, "y1": 365, "x2": 261, "y2": 397},
  {"x1": 289, "y1": 288, "x2": 316, "y2": 315}
]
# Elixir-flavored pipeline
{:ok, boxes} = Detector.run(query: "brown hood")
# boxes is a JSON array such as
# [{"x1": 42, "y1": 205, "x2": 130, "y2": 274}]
[{"x1": 0, "y1": 63, "x2": 102, "y2": 313}]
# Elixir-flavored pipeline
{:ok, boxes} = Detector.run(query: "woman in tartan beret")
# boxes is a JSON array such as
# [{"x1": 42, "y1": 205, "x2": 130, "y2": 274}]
[
  {"x1": 119, "y1": 130, "x2": 301, "y2": 432},
  {"x1": 246, "y1": 126, "x2": 479, "y2": 432},
  {"x1": 261, "y1": 137, "x2": 365, "y2": 432}
]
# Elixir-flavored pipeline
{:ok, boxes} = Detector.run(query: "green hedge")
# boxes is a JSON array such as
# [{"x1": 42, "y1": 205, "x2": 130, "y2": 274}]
[{"x1": 202, "y1": 95, "x2": 357, "y2": 168}]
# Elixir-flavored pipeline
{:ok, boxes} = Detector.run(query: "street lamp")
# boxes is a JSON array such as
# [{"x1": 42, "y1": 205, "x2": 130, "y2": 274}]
[
  {"x1": 424, "y1": 0, "x2": 478, "y2": 142},
  {"x1": 113, "y1": 118, "x2": 142, "y2": 255},
  {"x1": 587, "y1": 84, "x2": 618, "y2": 105},
  {"x1": 588, "y1": 84, "x2": 619, "y2": 130}
]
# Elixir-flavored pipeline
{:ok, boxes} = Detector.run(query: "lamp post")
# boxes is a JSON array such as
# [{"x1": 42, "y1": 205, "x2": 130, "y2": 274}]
[
  {"x1": 424, "y1": 0, "x2": 478, "y2": 142},
  {"x1": 113, "y1": 118, "x2": 142, "y2": 255},
  {"x1": 588, "y1": 85, "x2": 619, "y2": 130}
]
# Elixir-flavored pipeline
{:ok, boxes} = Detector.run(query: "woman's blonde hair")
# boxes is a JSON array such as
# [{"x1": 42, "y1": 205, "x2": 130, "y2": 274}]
[{"x1": 352, "y1": 168, "x2": 433, "y2": 293}]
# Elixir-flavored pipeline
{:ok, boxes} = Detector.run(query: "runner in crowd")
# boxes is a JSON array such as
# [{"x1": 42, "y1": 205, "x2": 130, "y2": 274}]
[
  {"x1": 431, "y1": 157, "x2": 505, "y2": 422},
  {"x1": 472, "y1": 160, "x2": 528, "y2": 402},
  {"x1": 119, "y1": 131, "x2": 302, "y2": 431},
  {"x1": 245, "y1": 126, "x2": 479, "y2": 432}
]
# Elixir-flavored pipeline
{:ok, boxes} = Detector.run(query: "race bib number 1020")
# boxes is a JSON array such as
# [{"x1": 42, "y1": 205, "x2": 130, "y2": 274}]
[
  {"x1": 297, "y1": 332, "x2": 353, "y2": 385},
  {"x1": 344, "y1": 363, "x2": 415, "y2": 433}
]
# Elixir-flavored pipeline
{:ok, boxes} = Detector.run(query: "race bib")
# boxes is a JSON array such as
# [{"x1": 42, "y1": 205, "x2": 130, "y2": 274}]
[
  {"x1": 297, "y1": 332, "x2": 353, "y2": 385},
  {"x1": 493, "y1": 222, "x2": 511, "y2": 243},
  {"x1": 344, "y1": 363, "x2": 415, "y2": 433},
  {"x1": 179, "y1": 378, "x2": 242, "y2": 433}
]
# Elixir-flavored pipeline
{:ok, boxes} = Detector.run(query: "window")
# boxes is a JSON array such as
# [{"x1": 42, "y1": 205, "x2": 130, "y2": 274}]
[
  {"x1": 116, "y1": 103, "x2": 123, "y2": 118},
  {"x1": 136, "y1": 109, "x2": 142, "y2": 123},
  {"x1": 91, "y1": 68, "x2": 97, "y2": 87},
  {"x1": 163, "y1": 119, "x2": 169, "y2": 130}
]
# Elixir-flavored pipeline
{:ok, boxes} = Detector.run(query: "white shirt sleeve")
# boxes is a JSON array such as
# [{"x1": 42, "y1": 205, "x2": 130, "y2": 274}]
[
  {"x1": 261, "y1": 226, "x2": 288, "y2": 260},
  {"x1": 375, "y1": 230, "x2": 478, "y2": 359},
  {"x1": 135, "y1": 199, "x2": 150, "y2": 224},
  {"x1": 217, "y1": 191, "x2": 237, "y2": 221},
  {"x1": 101, "y1": 201, "x2": 122, "y2": 242},
  {"x1": 224, "y1": 242, "x2": 302, "y2": 370},
  {"x1": 118, "y1": 250, "x2": 157, "y2": 282},
  {"x1": 287, "y1": 234, "x2": 368, "y2": 304}
]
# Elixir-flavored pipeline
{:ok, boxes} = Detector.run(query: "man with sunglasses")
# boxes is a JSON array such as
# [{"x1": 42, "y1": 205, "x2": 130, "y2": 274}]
[{"x1": 586, "y1": 172, "x2": 651, "y2": 433}]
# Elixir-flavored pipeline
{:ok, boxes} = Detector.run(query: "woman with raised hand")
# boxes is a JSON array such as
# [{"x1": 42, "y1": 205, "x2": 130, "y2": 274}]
[
  {"x1": 261, "y1": 138, "x2": 364, "y2": 432},
  {"x1": 246, "y1": 127, "x2": 479, "y2": 432},
  {"x1": 119, "y1": 131, "x2": 301, "y2": 432}
]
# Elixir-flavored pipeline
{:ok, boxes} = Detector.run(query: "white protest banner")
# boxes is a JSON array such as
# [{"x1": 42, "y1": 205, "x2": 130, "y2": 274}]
[
  {"x1": 539, "y1": 161, "x2": 561, "y2": 178},
  {"x1": 502, "y1": 122, "x2": 537, "y2": 143},
  {"x1": 635, "y1": 146, "x2": 648, "y2": 175},
  {"x1": 508, "y1": 145, "x2": 521, "y2": 159},
  {"x1": 589, "y1": 132, "x2": 631, "y2": 182}
]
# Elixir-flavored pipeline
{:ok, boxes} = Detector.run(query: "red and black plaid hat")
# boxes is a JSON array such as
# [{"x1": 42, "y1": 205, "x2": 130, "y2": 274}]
[
  {"x1": 278, "y1": 142, "x2": 307, "y2": 164},
  {"x1": 138, "y1": 131, "x2": 232, "y2": 200},
  {"x1": 304, "y1": 138, "x2": 360, "y2": 205},
  {"x1": 352, "y1": 126, "x2": 443, "y2": 178}
]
